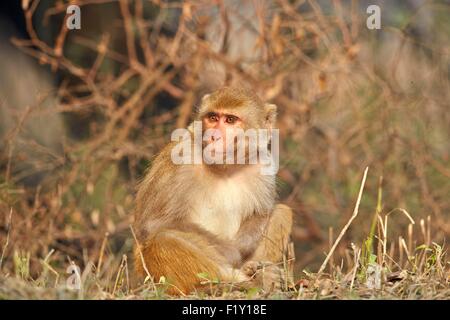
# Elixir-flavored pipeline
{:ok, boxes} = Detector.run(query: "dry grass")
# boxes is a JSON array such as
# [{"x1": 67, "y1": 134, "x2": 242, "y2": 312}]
[
  {"x1": 0, "y1": 0, "x2": 449, "y2": 299},
  {"x1": 0, "y1": 167, "x2": 448, "y2": 299}
]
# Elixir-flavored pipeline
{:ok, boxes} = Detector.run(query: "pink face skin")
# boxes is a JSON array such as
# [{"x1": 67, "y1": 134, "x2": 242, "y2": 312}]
[{"x1": 202, "y1": 111, "x2": 242, "y2": 148}]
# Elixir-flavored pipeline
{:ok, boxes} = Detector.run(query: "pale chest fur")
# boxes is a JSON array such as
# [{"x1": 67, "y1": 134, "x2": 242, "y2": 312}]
[{"x1": 188, "y1": 167, "x2": 275, "y2": 240}]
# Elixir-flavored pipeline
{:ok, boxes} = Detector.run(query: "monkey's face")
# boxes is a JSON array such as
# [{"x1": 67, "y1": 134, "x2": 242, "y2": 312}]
[
  {"x1": 196, "y1": 87, "x2": 278, "y2": 166},
  {"x1": 201, "y1": 110, "x2": 244, "y2": 159}
]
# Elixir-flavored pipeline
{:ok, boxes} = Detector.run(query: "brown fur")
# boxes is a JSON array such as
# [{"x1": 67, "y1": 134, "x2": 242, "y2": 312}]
[
  {"x1": 134, "y1": 206, "x2": 293, "y2": 294},
  {"x1": 135, "y1": 230, "x2": 223, "y2": 294},
  {"x1": 253, "y1": 204, "x2": 294, "y2": 263}
]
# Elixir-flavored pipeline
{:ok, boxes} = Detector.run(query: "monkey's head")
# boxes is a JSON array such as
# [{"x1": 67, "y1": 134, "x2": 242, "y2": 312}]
[{"x1": 195, "y1": 87, "x2": 277, "y2": 167}]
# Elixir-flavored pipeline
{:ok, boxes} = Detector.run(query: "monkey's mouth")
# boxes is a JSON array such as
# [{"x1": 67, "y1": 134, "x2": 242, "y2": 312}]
[
  {"x1": 201, "y1": 142, "x2": 258, "y2": 166},
  {"x1": 202, "y1": 141, "x2": 229, "y2": 160}
]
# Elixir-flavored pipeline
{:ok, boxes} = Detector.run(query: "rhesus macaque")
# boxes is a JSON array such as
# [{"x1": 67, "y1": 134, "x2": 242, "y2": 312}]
[{"x1": 133, "y1": 87, "x2": 294, "y2": 294}]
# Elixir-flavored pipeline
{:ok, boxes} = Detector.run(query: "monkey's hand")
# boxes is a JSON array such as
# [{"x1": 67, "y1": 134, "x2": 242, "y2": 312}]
[{"x1": 241, "y1": 261, "x2": 287, "y2": 292}]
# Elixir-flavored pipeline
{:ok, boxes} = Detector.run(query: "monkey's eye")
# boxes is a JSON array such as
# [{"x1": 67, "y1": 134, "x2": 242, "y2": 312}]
[
  {"x1": 225, "y1": 115, "x2": 238, "y2": 124},
  {"x1": 207, "y1": 113, "x2": 219, "y2": 122}
]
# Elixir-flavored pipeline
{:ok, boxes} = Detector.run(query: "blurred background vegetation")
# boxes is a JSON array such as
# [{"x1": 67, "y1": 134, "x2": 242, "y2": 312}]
[{"x1": 0, "y1": 0, "x2": 449, "y2": 289}]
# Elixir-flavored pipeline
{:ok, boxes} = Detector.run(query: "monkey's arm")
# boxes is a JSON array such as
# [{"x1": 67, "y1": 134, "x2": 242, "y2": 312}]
[
  {"x1": 233, "y1": 213, "x2": 271, "y2": 262},
  {"x1": 174, "y1": 221, "x2": 244, "y2": 267}
]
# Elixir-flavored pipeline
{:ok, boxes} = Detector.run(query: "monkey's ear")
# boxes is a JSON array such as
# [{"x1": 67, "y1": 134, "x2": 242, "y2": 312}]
[
  {"x1": 264, "y1": 103, "x2": 277, "y2": 128},
  {"x1": 197, "y1": 94, "x2": 211, "y2": 114},
  {"x1": 201, "y1": 93, "x2": 211, "y2": 103}
]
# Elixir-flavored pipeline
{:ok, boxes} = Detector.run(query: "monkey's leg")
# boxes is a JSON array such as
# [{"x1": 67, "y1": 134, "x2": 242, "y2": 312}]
[
  {"x1": 252, "y1": 203, "x2": 294, "y2": 263},
  {"x1": 244, "y1": 204, "x2": 295, "y2": 290},
  {"x1": 134, "y1": 230, "x2": 247, "y2": 295}
]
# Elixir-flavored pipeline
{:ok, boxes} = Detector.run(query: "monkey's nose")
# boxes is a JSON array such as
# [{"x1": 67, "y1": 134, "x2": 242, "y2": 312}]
[{"x1": 210, "y1": 132, "x2": 222, "y2": 142}]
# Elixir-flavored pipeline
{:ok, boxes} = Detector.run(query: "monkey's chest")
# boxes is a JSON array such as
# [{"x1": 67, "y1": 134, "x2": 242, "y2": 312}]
[{"x1": 189, "y1": 181, "x2": 255, "y2": 240}]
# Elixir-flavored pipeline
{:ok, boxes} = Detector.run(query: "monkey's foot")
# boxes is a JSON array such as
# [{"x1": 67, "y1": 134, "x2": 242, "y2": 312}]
[{"x1": 242, "y1": 261, "x2": 288, "y2": 292}]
